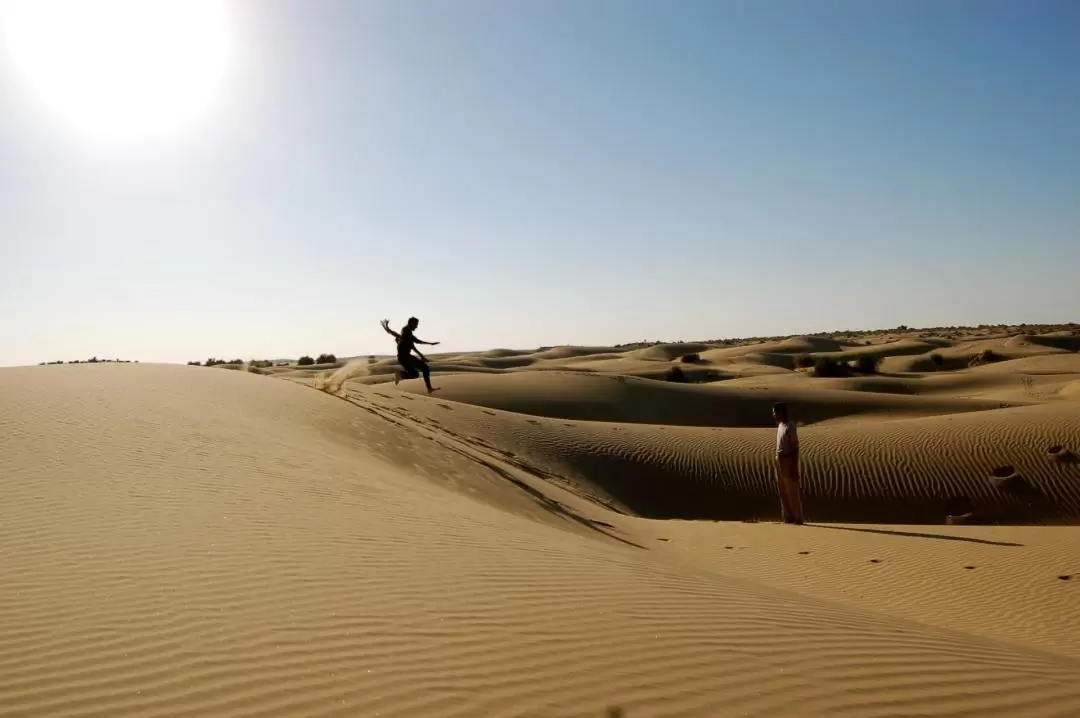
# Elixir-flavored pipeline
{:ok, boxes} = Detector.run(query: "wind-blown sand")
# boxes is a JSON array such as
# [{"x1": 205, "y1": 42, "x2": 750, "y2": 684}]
[{"x1": 4, "y1": 327, "x2": 1080, "y2": 716}]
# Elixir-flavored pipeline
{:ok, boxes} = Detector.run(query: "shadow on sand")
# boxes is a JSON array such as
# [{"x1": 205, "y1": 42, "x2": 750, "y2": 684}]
[{"x1": 808, "y1": 524, "x2": 1023, "y2": 547}]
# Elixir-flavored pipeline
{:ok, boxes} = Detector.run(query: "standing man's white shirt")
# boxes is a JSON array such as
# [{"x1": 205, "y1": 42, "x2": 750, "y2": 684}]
[{"x1": 776, "y1": 421, "x2": 799, "y2": 456}]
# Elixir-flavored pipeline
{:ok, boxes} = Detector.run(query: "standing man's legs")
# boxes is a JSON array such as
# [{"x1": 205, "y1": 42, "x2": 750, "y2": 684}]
[
  {"x1": 778, "y1": 454, "x2": 804, "y2": 524},
  {"x1": 776, "y1": 458, "x2": 792, "y2": 522}
]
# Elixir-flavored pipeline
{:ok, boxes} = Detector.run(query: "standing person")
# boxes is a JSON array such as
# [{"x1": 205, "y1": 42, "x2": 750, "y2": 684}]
[
  {"x1": 773, "y1": 402, "x2": 805, "y2": 524},
  {"x1": 380, "y1": 317, "x2": 440, "y2": 394}
]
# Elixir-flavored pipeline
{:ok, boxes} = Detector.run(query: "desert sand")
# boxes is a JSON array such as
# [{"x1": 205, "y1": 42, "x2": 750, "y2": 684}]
[{"x1": 3, "y1": 326, "x2": 1079, "y2": 717}]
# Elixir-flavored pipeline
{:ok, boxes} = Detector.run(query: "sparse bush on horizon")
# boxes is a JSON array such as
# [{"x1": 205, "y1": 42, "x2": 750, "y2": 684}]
[
  {"x1": 40, "y1": 357, "x2": 135, "y2": 366},
  {"x1": 316, "y1": 353, "x2": 337, "y2": 365},
  {"x1": 297, "y1": 355, "x2": 315, "y2": 366}
]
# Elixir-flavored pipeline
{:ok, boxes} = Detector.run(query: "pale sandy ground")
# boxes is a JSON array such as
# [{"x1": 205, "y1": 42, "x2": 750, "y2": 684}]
[{"x1": 4, "y1": 327, "x2": 1080, "y2": 717}]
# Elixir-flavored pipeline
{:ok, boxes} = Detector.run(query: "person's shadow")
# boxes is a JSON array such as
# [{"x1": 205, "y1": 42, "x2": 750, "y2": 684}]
[{"x1": 809, "y1": 524, "x2": 1023, "y2": 547}]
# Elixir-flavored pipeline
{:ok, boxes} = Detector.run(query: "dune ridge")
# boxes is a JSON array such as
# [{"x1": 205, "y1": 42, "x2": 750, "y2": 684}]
[{"x1": 5, "y1": 325, "x2": 1080, "y2": 716}]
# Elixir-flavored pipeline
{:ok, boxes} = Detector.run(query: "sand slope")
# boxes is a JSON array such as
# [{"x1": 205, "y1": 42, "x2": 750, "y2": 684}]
[{"x1": 4, "y1": 363, "x2": 1080, "y2": 717}]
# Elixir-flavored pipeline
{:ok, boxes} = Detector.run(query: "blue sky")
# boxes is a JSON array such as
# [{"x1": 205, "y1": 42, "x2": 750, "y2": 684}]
[{"x1": 1, "y1": 0, "x2": 1077, "y2": 366}]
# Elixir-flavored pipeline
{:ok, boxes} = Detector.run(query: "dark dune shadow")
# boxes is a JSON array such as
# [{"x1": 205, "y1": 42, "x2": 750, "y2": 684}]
[{"x1": 809, "y1": 524, "x2": 1023, "y2": 547}]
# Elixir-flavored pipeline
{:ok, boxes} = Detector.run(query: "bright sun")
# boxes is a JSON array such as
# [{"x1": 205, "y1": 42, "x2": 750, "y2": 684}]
[{"x1": 1, "y1": 0, "x2": 233, "y2": 144}]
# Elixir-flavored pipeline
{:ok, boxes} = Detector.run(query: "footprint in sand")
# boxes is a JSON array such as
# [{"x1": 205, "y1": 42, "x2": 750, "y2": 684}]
[
  {"x1": 1059, "y1": 575, "x2": 1072, "y2": 581},
  {"x1": 964, "y1": 566, "x2": 976, "y2": 570},
  {"x1": 870, "y1": 559, "x2": 882, "y2": 564},
  {"x1": 1048, "y1": 445, "x2": 1078, "y2": 463},
  {"x1": 481, "y1": 409, "x2": 496, "y2": 416},
  {"x1": 525, "y1": 419, "x2": 540, "y2": 426},
  {"x1": 436, "y1": 403, "x2": 453, "y2": 411},
  {"x1": 798, "y1": 551, "x2": 811, "y2": 555}
]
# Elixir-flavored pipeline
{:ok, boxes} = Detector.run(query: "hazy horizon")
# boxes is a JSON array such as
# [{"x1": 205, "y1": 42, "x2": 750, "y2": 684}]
[
  {"x1": 19, "y1": 319, "x2": 1080, "y2": 367},
  {"x1": 3, "y1": 0, "x2": 1078, "y2": 368}
]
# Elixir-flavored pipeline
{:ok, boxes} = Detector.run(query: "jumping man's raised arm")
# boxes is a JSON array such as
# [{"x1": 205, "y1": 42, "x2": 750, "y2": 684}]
[{"x1": 379, "y1": 319, "x2": 400, "y2": 340}]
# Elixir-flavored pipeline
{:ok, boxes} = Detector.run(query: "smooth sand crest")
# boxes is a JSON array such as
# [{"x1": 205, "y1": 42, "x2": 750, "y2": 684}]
[{"x1": 5, "y1": 327, "x2": 1080, "y2": 717}]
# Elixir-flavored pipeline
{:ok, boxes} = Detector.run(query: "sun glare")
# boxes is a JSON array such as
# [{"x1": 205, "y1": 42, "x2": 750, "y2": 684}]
[{"x1": 1, "y1": 0, "x2": 233, "y2": 144}]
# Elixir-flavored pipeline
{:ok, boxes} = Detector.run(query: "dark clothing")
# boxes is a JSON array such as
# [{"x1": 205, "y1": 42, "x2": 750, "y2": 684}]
[
  {"x1": 397, "y1": 353, "x2": 428, "y2": 381},
  {"x1": 396, "y1": 326, "x2": 417, "y2": 358},
  {"x1": 394, "y1": 324, "x2": 433, "y2": 390}
]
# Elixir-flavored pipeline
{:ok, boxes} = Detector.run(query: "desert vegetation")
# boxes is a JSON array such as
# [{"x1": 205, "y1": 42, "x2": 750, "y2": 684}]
[{"x1": 39, "y1": 357, "x2": 137, "y2": 365}]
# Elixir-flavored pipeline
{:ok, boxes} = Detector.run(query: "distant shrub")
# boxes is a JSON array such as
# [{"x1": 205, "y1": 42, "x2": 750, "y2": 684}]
[
  {"x1": 368, "y1": 355, "x2": 377, "y2": 365},
  {"x1": 246, "y1": 365, "x2": 265, "y2": 375},
  {"x1": 969, "y1": 349, "x2": 1002, "y2": 368},
  {"x1": 794, "y1": 354, "x2": 815, "y2": 369},
  {"x1": 249, "y1": 359, "x2": 273, "y2": 368},
  {"x1": 665, "y1": 366, "x2": 688, "y2": 383},
  {"x1": 680, "y1": 353, "x2": 701, "y2": 364},
  {"x1": 930, "y1": 352, "x2": 945, "y2": 367},
  {"x1": 297, "y1": 355, "x2": 315, "y2": 366},
  {"x1": 316, "y1": 353, "x2": 337, "y2": 364},
  {"x1": 855, "y1": 355, "x2": 881, "y2": 374},
  {"x1": 812, "y1": 356, "x2": 847, "y2": 378},
  {"x1": 205, "y1": 358, "x2": 227, "y2": 366},
  {"x1": 187, "y1": 360, "x2": 202, "y2": 366}
]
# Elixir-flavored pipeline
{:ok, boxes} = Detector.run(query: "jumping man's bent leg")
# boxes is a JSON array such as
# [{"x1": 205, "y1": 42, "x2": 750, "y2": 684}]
[{"x1": 418, "y1": 359, "x2": 439, "y2": 393}]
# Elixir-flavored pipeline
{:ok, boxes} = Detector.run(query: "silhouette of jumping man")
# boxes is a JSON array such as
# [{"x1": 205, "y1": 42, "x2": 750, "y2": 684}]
[{"x1": 380, "y1": 317, "x2": 440, "y2": 394}]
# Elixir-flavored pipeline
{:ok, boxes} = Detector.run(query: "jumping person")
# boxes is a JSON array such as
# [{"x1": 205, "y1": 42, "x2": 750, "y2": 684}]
[
  {"x1": 380, "y1": 317, "x2": 440, "y2": 394},
  {"x1": 773, "y1": 402, "x2": 805, "y2": 524}
]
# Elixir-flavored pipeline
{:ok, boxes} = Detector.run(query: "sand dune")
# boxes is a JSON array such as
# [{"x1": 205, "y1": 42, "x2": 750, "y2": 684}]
[
  {"x1": 336, "y1": 328, "x2": 1080, "y2": 525},
  {"x1": 389, "y1": 370, "x2": 1015, "y2": 426},
  {"x1": 5, "y1": 326, "x2": 1080, "y2": 717},
  {"x1": 343, "y1": 383, "x2": 1080, "y2": 525}
]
